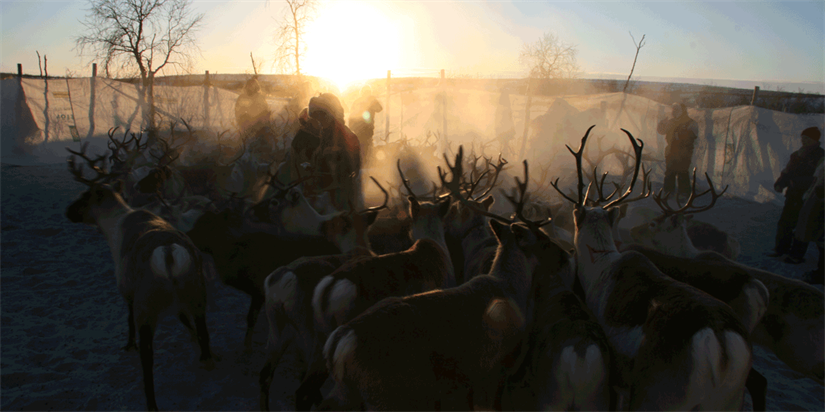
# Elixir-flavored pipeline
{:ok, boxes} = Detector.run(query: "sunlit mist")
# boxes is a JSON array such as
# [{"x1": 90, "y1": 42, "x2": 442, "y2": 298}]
[{"x1": 302, "y1": 1, "x2": 401, "y2": 92}]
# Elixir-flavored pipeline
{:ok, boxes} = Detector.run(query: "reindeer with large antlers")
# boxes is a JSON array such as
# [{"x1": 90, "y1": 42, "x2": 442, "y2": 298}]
[
  {"x1": 622, "y1": 171, "x2": 823, "y2": 389},
  {"x1": 439, "y1": 146, "x2": 613, "y2": 410},
  {"x1": 65, "y1": 143, "x2": 217, "y2": 411},
  {"x1": 554, "y1": 126, "x2": 753, "y2": 410},
  {"x1": 611, "y1": 171, "x2": 771, "y2": 410},
  {"x1": 319, "y1": 193, "x2": 572, "y2": 411}
]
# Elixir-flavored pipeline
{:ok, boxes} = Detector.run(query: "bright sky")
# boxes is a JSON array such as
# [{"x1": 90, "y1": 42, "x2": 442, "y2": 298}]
[{"x1": 2, "y1": 0, "x2": 823, "y2": 92}]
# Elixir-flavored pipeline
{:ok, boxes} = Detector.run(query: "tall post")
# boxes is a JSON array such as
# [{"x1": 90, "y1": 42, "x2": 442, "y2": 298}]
[
  {"x1": 750, "y1": 86, "x2": 760, "y2": 106},
  {"x1": 441, "y1": 69, "x2": 447, "y2": 152},
  {"x1": 518, "y1": 78, "x2": 533, "y2": 161},
  {"x1": 386, "y1": 70, "x2": 391, "y2": 140},
  {"x1": 17, "y1": 64, "x2": 22, "y2": 77},
  {"x1": 87, "y1": 63, "x2": 97, "y2": 138},
  {"x1": 204, "y1": 70, "x2": 210, "y2": 129}
]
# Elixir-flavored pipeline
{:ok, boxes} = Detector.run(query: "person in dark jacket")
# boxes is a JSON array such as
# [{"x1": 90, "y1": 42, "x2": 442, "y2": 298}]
[
  {"x1": 235, "y1": 77, "x2": 271, "y2": 140},
  {"x1": 657, "y1": 102, "x2": 698, "y2": 199},
  {"x1": 294, "y1": 93, "x2": 361, "y2": 210},
  {"x1": 348, "y1": 85, "x2": 383, "y2": 162},
  {"x1": 770, "y1": 126, "x2": 825, "y2": 264}
]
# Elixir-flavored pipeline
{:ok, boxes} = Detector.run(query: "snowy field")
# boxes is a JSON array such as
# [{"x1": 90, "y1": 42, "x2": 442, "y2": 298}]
[{"x1": 1, "y1": 162, "x2": 823, "y2": 411}]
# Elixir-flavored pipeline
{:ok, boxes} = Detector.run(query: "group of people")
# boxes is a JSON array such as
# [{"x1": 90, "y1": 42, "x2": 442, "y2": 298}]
[
  {"x1": 658, "y1": 102, "x2": 823, "y2": 284},
  {"x1": 235, "y1": 77, "x2": 382, "y2": 211}
]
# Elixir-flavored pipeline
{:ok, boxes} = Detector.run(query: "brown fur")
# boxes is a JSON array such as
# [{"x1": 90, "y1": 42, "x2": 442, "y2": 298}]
[
  {"x1": 321, "y1": 221, "x2": 566, "y2": 410},
  {"x1": 66, "y1": 185, "x2": 216, "y2": 411}
]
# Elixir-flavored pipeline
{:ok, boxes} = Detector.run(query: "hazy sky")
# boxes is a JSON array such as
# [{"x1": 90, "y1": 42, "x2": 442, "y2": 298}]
[{"x1": 2, "y1": 0, "x2": 823, "y2": 91}]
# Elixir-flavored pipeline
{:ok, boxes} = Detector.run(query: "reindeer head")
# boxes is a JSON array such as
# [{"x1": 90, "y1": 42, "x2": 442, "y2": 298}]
[
  {"x1": 630, "y1": 169, "x2": 727, "y2": 255},
  {"x1": 66, "y1": 143, "x2": 126, "y2": 225},
  {"x1": 552, "y1": 126, "x2": 652, "y2": 258}
]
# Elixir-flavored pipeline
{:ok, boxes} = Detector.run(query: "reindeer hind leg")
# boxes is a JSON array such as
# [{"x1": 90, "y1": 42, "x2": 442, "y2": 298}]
[
  {"x1": 178, "y1": 312, "x2": 197, "y2": 343},
  {"x1": 139, "y1": 323, "x2": 159, "y2": 411},
  {"x1": 194, "y1": 313, "x2": 217, "y2": 369},
  {"x1": 244, "y1": 295, "x2": 265, "y2": 351},
  {"x1": 123, "y1": 300, "x2": 138, "y2": 351}
]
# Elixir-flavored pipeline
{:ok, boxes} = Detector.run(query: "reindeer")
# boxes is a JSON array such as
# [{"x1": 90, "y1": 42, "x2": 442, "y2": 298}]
[
  {"x1": 259, "y1": 179, "x2": 390, "y2": 411},
  {"x1": 65, "y1": 143, "x2": 217, "y2": 411},
  {"x1": 441, "y1": 148, "x2": 613, "y2": 411},
  {"x1": 623, "y1": 173, "x2": 824, "y2": 387},
  {"x1": 184, "y1": 193, "x2": 360, "y2": 351},
  {"x1": 320, "y1": 218, "x2": 569, "y2": 410},
  {"x1": 552, "y1": 126, "x2": 752, "y2": 410}
]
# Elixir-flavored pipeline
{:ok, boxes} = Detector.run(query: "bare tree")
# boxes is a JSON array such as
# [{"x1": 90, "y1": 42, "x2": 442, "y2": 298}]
[
  {"x1": 272, "y1": 0, "x2": 318, "y2": 76},
  {"x1": 519, "y1": 32, "x2": 579, "y2": 82},
  {"x1": 623, "y1": 32, "x2": 646, "y2": 93},
  {"x1": 76, "y1": 0, "x2": 204, "y2": 135}
]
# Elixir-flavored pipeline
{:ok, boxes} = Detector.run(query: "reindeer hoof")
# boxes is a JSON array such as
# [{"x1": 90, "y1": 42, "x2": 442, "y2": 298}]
[{"x1": 122, "y1": 342, "x2": 138, "y2": 352}]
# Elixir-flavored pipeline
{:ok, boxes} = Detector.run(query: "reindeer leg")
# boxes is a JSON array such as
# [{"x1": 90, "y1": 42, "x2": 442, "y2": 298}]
[
  {"x1": 194, "y1": 313, "x2": 218, "y2": 369},
  {"x1": 178, "y1": 312, "x2": 197, "y2": 343},
  {"x1": 746, "y1": 368, "x2": 767, "y2": 411},
  {"x1": 259, "y1": 323, "x2": 293, "y2": 412},
  {"x1": 244, "y1": 295, "x2": 265, "y2": 351},
  {"x1": 295, "y1": 354, "x2": 328, "y2": 411},
  {"x1": 123, "y1": 301, "x2": 138, "y2": 351},
  {"x1": 138, "y1": 324, "x2": 158, "y2": 411}
]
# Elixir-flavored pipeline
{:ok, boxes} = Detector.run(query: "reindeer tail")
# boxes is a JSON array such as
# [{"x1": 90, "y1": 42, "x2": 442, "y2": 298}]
[{"x1": 150, "y1": 244, "x2": 193, "y2": 280}]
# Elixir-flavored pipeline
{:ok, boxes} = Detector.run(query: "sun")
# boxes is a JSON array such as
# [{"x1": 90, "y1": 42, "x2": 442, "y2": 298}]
[{"x1": 303, "y1": 1, "x2": 400, "y2": 92}]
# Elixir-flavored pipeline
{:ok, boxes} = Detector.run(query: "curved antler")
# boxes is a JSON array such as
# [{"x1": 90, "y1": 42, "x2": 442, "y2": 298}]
[
  {"x1": 653, "y1": 168, "x2": 728, "y2": 216},
  {"x1": 603, "y1": 129, "x2": 651, "y2": 209},
  {"x1": 552, "y1": 124, "x2": 596, "y2": 205}
]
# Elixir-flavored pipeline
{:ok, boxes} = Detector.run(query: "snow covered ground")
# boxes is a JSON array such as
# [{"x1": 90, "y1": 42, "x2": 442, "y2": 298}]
[{"x1": 1, "y1": 162, "x2": 823, "y2": 411}]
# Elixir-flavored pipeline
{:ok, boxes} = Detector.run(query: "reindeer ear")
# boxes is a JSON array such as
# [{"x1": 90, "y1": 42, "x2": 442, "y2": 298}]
[
  {"x1": 408, "y1": 196, "x2": 420, "y2": 220},
  {"x1": 573, "y1": 205, "x2": 586, "y2": 229},
  {"x1": 489, "y1": 219, "x2": 512, "y2": 243},
  {"x1": 511, "y1": 223, "x2": 537, "y2": 248},
  {"x1": 480, "y1": 195, "x2": 495, "y2": 210}
]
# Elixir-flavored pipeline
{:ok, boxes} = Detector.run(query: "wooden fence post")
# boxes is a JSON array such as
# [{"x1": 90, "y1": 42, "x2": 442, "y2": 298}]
[
  {"x1": 518, "y1": 78, "x2": 533, "y2": 161},
  {"x1": 441, "y1": 69, "x2": 447, "y2": 151},
  {"x1": 87, "y1": 63, "x2": 97, "y2": 138},
  {"x1": 386, "y1": 70, "x2": 391, "y2": 140},
  {"x1": 751, "y1": 86, "x2": 760, "y2": 106},
  {"x1": 17, "y1": 64, "x2": 22, "y2": 77},
  {"x1": 204, "y1": 70, "x2": 210, "y2": 129}
]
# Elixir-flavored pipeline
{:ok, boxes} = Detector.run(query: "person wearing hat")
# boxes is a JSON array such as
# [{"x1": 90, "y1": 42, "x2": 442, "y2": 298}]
[
  {"x1": 235, "y1": 77, "x2": 271, "y2": 140},
  {"x1": 348, "y1": 85, "x2": 383, "y2": 163},
  {"x1": 657, "y1": 102, "x2": 699, "y2": 199},
  {"x1": 300, "y1": 93, "x2": 361, "y2": 210},
  {"x1": 770, "y1": 126, "x2": 825, "y2": 264}
]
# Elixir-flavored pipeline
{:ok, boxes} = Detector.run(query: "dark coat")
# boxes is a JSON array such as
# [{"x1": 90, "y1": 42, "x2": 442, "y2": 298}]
[
  {"x1": 775, "y1": 144, "x2": 825, "y2": 198},
  {"x1": 658, "y1": 114, "x2": 698, "y2": 171},
  {"x1": 348, "y1": 96, "x2": 383, "y2": 144}
]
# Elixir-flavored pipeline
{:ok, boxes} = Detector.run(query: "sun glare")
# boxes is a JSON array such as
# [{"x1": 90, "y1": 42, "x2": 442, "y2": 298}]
[{"x1": 303, "y1": 1, "x2": 400, "y2": 92}]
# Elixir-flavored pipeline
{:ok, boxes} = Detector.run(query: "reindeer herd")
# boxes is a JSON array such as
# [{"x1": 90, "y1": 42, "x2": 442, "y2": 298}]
[{"x1": 64, "y1": 123, "x2": 823, "y2": 411}]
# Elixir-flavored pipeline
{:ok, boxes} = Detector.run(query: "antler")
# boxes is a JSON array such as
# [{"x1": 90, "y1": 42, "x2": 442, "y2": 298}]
[
  {"x1": 653, "y1": 168, "x2": 728, "y2": 216},
  {"x1": 551, "y1": 125, "x2": 596, "y2": 205},
  {"x1": 475, "y1": 154, "x2": 508, "y2": 199},
  {"x1": 397, "y1": 159, "x2": 420, "y2": 199},
  {"x1": 67, "y1": 142, "x2": 110, "y2": 186},
  {"x1": 150, "y1": 136, "x2": 181, "y2": 168},
  {"x1": 603, "y1": 129, "x2": 652, "y2": 209},
  {"x1": 361, "y1": 176, "x2": 390, "y2": 213},
  {"x1": 439, "y1": 146, "x2": 513, "y2": 224},
  {"x1": 501, "y1": 160, "x2": 553, "y2": 230}
]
